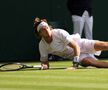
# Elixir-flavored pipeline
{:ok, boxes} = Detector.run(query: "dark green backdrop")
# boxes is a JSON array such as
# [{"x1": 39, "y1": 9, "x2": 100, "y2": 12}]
[{"x1": 0, "y1": 0, "x2": 108, "y2": 61}]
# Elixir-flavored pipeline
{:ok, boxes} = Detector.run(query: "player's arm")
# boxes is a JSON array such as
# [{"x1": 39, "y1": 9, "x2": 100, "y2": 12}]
[
  {"x1": 39, "y1": 41, "x2": 49, "y2": 70},
  {"x1": 58, "y1": 30, "x2": 80, "y2": 69},
  {"x1": 68, "y1": 40, "x2": 80, "y2": 69}
]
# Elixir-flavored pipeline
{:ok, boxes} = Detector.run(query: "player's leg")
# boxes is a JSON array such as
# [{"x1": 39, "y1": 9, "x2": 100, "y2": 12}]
[
  {"x1": 80, "y1": 57, "x2": 108, "y2": 68},
  {"x1": 79, "y1": 39, "x2": 108, "y2": 54},
  {"x1": 72, "y1": 15, "x2": 84, "y2": 36},
  {"x1": 94, "y1": 41, "x2": 108, "y2": 51}
]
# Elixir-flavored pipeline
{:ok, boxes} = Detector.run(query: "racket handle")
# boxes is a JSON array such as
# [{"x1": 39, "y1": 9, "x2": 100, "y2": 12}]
[{"x1": 33, "y1": 65, "x2": 41, "y2": 68}]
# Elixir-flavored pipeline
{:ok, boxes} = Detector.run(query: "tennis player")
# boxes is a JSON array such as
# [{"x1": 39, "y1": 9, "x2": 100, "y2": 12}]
[{"x1": 33, "y1": 17, "x2": 108, "y2": 70}]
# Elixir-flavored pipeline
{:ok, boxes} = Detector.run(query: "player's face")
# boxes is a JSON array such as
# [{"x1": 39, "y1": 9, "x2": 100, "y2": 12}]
[{"x1": 38, "y1": 26, "x2": 51, "y2": 38}]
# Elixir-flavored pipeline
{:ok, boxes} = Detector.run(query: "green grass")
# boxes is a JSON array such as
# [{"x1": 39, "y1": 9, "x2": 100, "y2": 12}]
[{"x1": 0, "y1": 60, "x2": 108, "y2": 90}]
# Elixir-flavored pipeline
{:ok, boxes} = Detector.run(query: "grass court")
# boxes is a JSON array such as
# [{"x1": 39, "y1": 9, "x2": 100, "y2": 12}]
[{"x1": 0, "y1": 60, "x2": 108, "y2": 90}]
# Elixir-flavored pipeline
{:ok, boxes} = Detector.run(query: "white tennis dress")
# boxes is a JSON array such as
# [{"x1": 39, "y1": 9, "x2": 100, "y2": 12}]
[{"x1": 39, "y1": 29, "x2": 100, "y2": 62}]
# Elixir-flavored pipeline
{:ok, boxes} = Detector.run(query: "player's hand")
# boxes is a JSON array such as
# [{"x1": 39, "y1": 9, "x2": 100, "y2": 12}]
[
  {"x1": 41, "y1": 61, "x2": 49, "y2": 70},
  {"x1": 73, "y1": 62, "x2": 79, "y2": 69},
  {"x1": 41, "y1": 64, "x2": 49, "y2": 70}
]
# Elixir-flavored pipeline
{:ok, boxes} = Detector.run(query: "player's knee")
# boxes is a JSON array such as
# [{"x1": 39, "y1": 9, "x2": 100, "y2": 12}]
[{"x1": 80, "y1": 57, "x2": 96, "y2": 67}]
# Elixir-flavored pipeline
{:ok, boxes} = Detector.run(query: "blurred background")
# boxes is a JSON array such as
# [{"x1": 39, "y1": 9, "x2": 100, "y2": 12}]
[{"x1": 0, "y1": 0, "x2": 108, "y2": 62}]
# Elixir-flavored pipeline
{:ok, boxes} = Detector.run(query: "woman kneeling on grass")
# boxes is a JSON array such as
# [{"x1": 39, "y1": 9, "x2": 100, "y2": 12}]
[{"x1": 33, "y1": 17, "x2": 108, "y2": 70}]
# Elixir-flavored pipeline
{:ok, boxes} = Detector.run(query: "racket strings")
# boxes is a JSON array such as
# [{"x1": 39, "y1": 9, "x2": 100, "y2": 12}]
[
  {"x1": 0, "y1": 64, "x2": 23, "y2": 71},
  {"x1": 0, "y1": 63, "x2": 41, "y2": 71}
]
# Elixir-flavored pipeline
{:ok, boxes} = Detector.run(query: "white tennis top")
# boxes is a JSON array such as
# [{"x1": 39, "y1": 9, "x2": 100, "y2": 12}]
[{"x1": 39, "y1": 29, "x2": 82, "y2": 61}]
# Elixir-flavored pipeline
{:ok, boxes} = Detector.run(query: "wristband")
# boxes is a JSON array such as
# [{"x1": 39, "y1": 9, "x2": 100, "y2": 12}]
[
  {"x1": 73, "y1": 56, "x2": 79, "y2": 63},
  {"x1": 73, "y1": 56, "x2": 79, "y2": 68}
]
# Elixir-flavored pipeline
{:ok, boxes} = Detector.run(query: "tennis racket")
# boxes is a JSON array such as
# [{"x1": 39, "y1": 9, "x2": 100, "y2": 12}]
[{"x1": 0, "y1": 63, "x2": 41, "y2": 71}]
